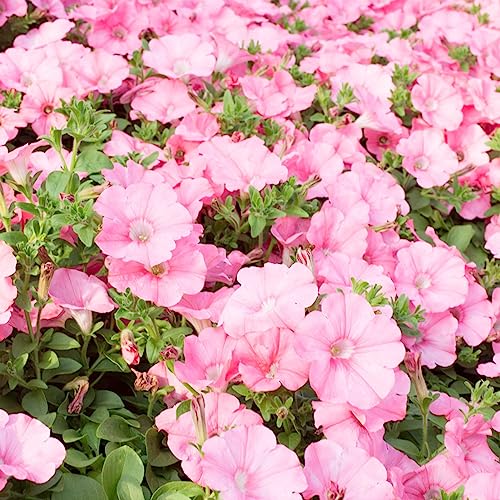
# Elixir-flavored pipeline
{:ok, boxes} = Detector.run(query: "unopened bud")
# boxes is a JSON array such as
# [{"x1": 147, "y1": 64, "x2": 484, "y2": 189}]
[
  {"x1": 404, "y1": 352, "x2": 428, "y2": 405},
  {"x1": 64, "y1": 377, "x2": 89, "y2": 414},
  {"x1": 160, "y1": 345, "x2": 180, "y2": 361},
  {"x1": 38, "y1": 262, "x2": 55, "y2": 302},
  {"x1": 296, "y1": 246, "x2": 315, "y2": 275},
  {"x1": 120, "y1": 329, "x2": 140, "y2": 366},
  {"x1": 191, "y1": 395, "x2": 208, "y2": 446}
]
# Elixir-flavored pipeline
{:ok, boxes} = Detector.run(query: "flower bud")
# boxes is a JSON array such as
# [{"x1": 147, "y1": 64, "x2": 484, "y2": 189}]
[
  {"x1": 191, "y1": 395, "x2": 208, "y2": 447},
  {"x1": 120, "y1": 329, "x2": 140, "y2": 366},
  {"x1": 64, "y1": 377, "x2": 89, "y2": 414},
  {"x1": 296, "y1": 246, "x2": 315, "y2": 275},
  {"x1": 404, "y1": 352, "x2": 428, "y2": 405},
  {"x1": 38, "y1": 262, "x2": 55, "y2": 303},
  {"x1": 160, "y1": 345, "x2": 180, "y2": 361}
]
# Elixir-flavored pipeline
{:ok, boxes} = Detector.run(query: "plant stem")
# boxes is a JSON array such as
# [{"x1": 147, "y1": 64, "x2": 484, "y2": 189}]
[
  {"x1": 24, "y1": 310, "x2": 41, "y2": 380},
  {"x1": 420, "y1": 408, "x2": 429, "y2": 460}
]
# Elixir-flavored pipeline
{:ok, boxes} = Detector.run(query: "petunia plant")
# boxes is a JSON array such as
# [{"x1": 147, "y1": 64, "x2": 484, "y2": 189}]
[{"x1": 0, "y1": 1, "x2": 499, "y2": 499}]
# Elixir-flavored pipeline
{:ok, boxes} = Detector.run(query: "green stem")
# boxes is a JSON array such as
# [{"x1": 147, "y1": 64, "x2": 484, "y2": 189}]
[
  {"x1": 81, "y1": 334, "x2": 91, "y2": 371},
  {"x1": 68, "y1": 138, "x2": 81, "y2": 174},
  {"x1": 24, "y1": 310, "x2": 41, "y2": 380},
  {"x1": 420, "y1": 407, "x2": 429, "y2": 460}
]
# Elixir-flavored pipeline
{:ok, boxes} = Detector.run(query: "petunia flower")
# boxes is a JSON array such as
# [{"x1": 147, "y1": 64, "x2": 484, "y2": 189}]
[
  {"x1": 302, "y1": 440, "x2": 395, "y2": 500},
  {"x1": 200, "y1": 424, "x2": 307, "y2": 499},
  {"x1": 0, "y1": 409, "x2": 65, "y2": 491},
  {"x1": 295, "y1": 291, "x2": 405, "y2": 409},
  {"x1": 94, "y1": 181, "x2": 193, "y2": 267},
  {"x1": 219, "y1": 262, "x2": 318, "y2": 338},
  {"x1": 156, "y1": 393, "x2": 262, "y2": 483},
  {"x1": 411, "y1": 74, "x2": 463, "y2": 131},
  {"x1": 396, "y1": 128, "x2": 460, "y2": 188},
  {"x1": 48, "y1": 268, "x2": 115, "y2": 334},
  {"x1": 393, "y1": 241, "x2": 468, "y2": 313},
  {"x1": 234, "y1": 327, "x2": 309, "y2": 392}
]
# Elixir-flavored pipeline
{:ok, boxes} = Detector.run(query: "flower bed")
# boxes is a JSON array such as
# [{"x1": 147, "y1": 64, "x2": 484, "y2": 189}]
[{"x1": 0, "y1": 1, "x2": 499, "y2": 499}]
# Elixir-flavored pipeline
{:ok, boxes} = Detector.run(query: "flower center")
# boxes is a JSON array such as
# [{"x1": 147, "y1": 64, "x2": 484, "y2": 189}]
[
  {"x1": 424, "y1": 98, "x2": 438, "y2": 111},
  {"x1": 415, "y1": 273, "x2": 432, "y2": 290},
  {"x1": 234, "y1": 470, "x2": 247, "y2": 493},
  {"x1": 113, "y1": 27, "x2": 126, "y2": 39},
  {"x1": 327, "y1": 483, "x2": 345, "y2": 500},
  {"x1": 424, "y1": 488, "x2": 441, "y2": 500},
  {"x1": 261, "y1": 297, "x2": 277, "y2": 313},
  {"x1": 330, "y1": 339, "x2": 354, "y2": 359},
  {"x1": 414, "y1": 156, "x2": 430, "y2": 170},
  {"x1": 43, "y1": 104, "x2": 53, "y2": 114},
  {"x1": 129, "y1": 219, "x2": 153, "y2": 243},
  {"x1": 151, "y1": 264, "x2": 166, "y2": 276},
  {"x1": 265, "y1": 363, "x2": 278, "y2": 379},
  {"x1": 378, "y1": 135, "x2": 389, "y2": 145}
]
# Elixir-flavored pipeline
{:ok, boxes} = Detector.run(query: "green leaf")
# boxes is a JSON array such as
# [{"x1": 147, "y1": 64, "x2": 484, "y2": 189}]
[
  {"x1": 0, "y1": 230, "x2": 27, "y2": 245},
  {"x1": 151, "y1": 482, "x2": 204, "y2": 500},
  {"x1": 248, "y1": 213, "x2": 267, "y2": 237},
  {"x1": 42, "y1": 357, "x2": 82, "y2": 381},
  {"x1": 43, "y1": 331, "x2": 81, "y2": 350},
  {"x1": 65, "y1": 448, "x2": 101, "y2": 468},
  {"x1": 45, "y1": 170, "x2": 71, "y2": 198},
  {"x1": 51, "y1": 473, "x2": 107, "y2": 500},
  {"x1": 96, "y1": 415, "x2": 138, "y2": 443},
  {"x1": 75, "y1": 148, "x2": 113, "y2": 174},
  {"x1": 92, "y1": 390, "x2": 125, "y2": 409},
  {"x1": 26, "y1": 379, "x2": 48, "y2": 390},
  {"x1": 445, "y1": 225, "x2": 475, "y2": 252},
  {"x1": 12, "y1": 334, "x2": 36, "y2": 357},
  {"x1": 39, "y1": 350, "x2": 60, "y2": 370},
  {"x1": 62, "y1": 429, "x2": 83, "y2": 443},
  {"x1": 102, "y1": 446, "x2": 144, "y2": 500},
  {"x1": 117, "y1": 477, "x2": 146, "y2": 500},
  {"x1": 146, "y1": 428, "x2": 178, "y2": 467},
  {"x1": 176, "y1": 399, "x2": 191, "y2": 420},
  {"x1": 385, "y1": 437, "x2": 420, "y2": 458},
  {"x1": 21, "y1": 389, "x2": 48, "y2": 418}
]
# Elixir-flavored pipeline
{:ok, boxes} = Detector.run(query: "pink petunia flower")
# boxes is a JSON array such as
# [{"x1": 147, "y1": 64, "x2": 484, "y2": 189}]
[
  {"x1": 0, "y1": 0, "x2": 26, "y2": 28},
  {"x1": 234, "y1": 327, "x2": 309, "y2": 392},
  {"x1": 200, "y1": 424, "x2": 307, "y2": 499},
  {"x1": 327, "y1": 161, "x2": 409, "y2": 226},
  {"x1": 403, "y1": 312, "x2": 458, "y2": 369},
  {"x1": 0, "y1": 107, "x2": 26, "y2": 146},
  {"x1": 240, "y1": 70, "x2": 317, "y2": 118},
  {"x1": 464, "y1": 472, "x2": 500, "y2": 500},
  {"x1": 295, "y1": 292, "x2": 405, "y2": 408},
  {"x1": 219, "y1": 262, "x2": 318, "y2": 338},
  {"x1": 401, "y1": 454, "x2": 464, "y2": 500},
  {"x1": 444, "y1": 414, "x2": 500, "y2": 478},
  {"x1": 451, "y1": 281, "x2": 494, "y2": 347},
  {"x1": 48, "y1": 268, "x2": 115, "y2": 334},
  {"x1": 156, "y1": 393, "x2": 262, "y2": 482},
  {"x1": 477, "y1": 342, "x2": 500, "y2": 378},
  {"x1": 94, "y1": 182, "x2": 193, "y2": 267},
  {"x1": 106, "y1": 238, "x2": 207, "y2": 308},
  {"x1": 302, "y1": 440, "x2": 395, "y2": 500},
  {"x1": 396, "y1": 128, "x2": 460, "y2": 188},
  {"x1": 144, "y1": 33, "x2": 216, "y2": 79},
  {"x1": 174, "y1": 327, "x2": 237, "y2": 392},
  {"x1": 393, "y1": 241, "x2": 468, "y2": 313},
  {"x1": 411, "y1": 74, "x2": 463, "y2": 131},
  {"x1": 313, "y1": 370, "x2": 410, "y2": 448},
  {"x1": 127, "y1": 78, "x2": 196, "y2": 125},
  {"x1": 0, "y1": 241, "x2": 17, "y2": 336},
  {"x1": 20, "y1": 82, "x2": 72, "y2": 136},
  {"x1": 0, "y1": 409, "x2": 65, "y2": 491},
  {"x1": 306, "y1": 201, "x2": 369, "y2": 271},
  {"x1": 198, "y1": 135, "x2": 287, "y2": 192},
  {"x1": 485, "y1": 215, "x2": 500, "y2": 259}
]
